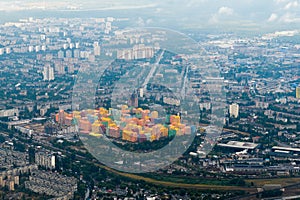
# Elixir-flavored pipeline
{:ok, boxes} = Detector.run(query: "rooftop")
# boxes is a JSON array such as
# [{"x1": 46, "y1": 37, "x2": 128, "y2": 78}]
[{"x1": 218, "y1": 141, "x2": 259, "y2": 149}]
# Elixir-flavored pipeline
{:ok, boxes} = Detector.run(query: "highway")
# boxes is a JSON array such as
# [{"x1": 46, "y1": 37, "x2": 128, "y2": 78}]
[
  {"x1": 142, "y1": 50, "x2": 165, "y2": 90},
  {"x1": 181, "y1": 64, "x2": 190, "y2": 100}
]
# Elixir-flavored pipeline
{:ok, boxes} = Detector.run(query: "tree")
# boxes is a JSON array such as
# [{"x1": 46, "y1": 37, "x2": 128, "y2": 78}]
[{"x1": 0, "y1": 135, "x2": 5, "y2": 143}]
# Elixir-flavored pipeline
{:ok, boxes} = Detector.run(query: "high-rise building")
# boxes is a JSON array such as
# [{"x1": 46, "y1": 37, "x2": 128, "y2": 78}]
[
  {"x1": 43, "y1": 65, "x2": 55, "y2": 81},
  {"x1": 14, "y1": 176, "x2": 19, "y2": 185},
  {"x1": 105, "y1": 22, "x2": 112, "y2": 33},
  {"x1": 128, "y1": 93, "x2": 138, "y2": 108},
  {"x1": 296, "y1": 87, "x2": 300, "y2": 99},
  {"x1": 58, "y1": 50, "x2": 64, "y2": 59},
  {"x1": 5, "y1": 47, "x2": 11, "y2": 54},
  {"x1": 35, "y1": 151, "x2": 56, "y2": 169},
  {"x1": 40, "y1": 107, "x2": 47, "y2": 116},
  {"x1": 41, "y1": 45, "x2": 46, "y2": 51},
  {"x1": 8, "y1": 181, "x2": 14, "y2": 191},
  {"x1": 94, "y1": 45, "x2": 101, "y2": 56},
  {"x1": 139, "y1": 88, "x2": 144, "y2": 98},
  {"x1": 68, "y1": 64, "x2": 75, "y2": 74},
  {"x1": 63, "y1": 44, "x2": 68, "y2": 49},
  {"x1": 94, "y1": 42, "x2": 101, "y2": 56},
  {"x1": 55, "y1": 63, "x2": 65, "y2": 75},
  {"x1": 66, "y1": 49, "x2": 72, "y2": 58},
  {"x1": 229, "y1": 103, "x2": 239, "y2": 118},
  {"x1": 35, "y1": 45, "x2": 40, "y2": 52},
  {"x1": 117, "y1": 45, "x2": 154, "y2": 60},
  {"x1": 73, "y1": 49, "x2": 80, "y2": 58},
  {"x1": 28, "y1": 46, "x2": 34, "y2": 52},
  {"x1": 0, "y1": 176, "x2": 4, "y2": 187}
]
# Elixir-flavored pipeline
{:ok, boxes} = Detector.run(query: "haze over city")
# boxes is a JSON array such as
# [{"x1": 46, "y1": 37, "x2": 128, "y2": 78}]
[{"x1": 0, "y1": 0, "x2": 300, "y2": 200}]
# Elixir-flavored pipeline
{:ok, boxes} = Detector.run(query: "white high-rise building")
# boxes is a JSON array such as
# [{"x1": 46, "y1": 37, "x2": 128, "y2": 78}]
[
  {"x1": 229, "y1": 103, "x2": 239, "y2": 118},
  {"x1": 58, "y1": 50, "x2": 64, "y2": 59},
  {"x1": 5, "y1": 47, "x2": 11, "y2": 54},
  {"x1": 63, "y1": 44, "x2": 68, "y2": 49},
  {"x1": 66, "y1": 50, "x2": 72, "y2": 58},
  {"x1": 28, "y1": 46, "x2": 34, "y2": 52},
  {"x1": 43, "y1": 65, "x2": 55, "y2": 81},
  {"x1": 139, "y1": 88, "x2": 144, "y2": 98},
  {"x1": 94, "y1": 45, "x2": 101, "y2": 56},
  {"x1": 35, "y1": 46, "x2": 40, "y2": 52},
  {"x1": 105, "y1": 22, "x2": 112, "y2": 33},
  {"x1": 41, "y1": 45, "x2": 46, "y2": 51},
  {"x1": 117, "y1": 45, "x2": 154, "y2": 60},
  {"x1": 35, "y1": 151, "x2": 56, "y2": 169},
  {"x1": 73, "y1": 49, "x2": 80, "y2": 58},
  {"x1": 40, "y1": 34, "x2": 46, "y2": 40}
]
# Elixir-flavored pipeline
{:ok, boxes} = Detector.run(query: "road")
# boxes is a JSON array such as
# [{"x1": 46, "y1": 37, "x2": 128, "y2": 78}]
[
  {"x1": 84, "y1": 188, "x2": 90, "y2": 200},
  {"x1": 198, "y1": 123, "x2": 251, "y2": 136},
  {"x1": 142, "y1": 50, "x2": 165, "y2": 90},
  {"x1": 181, "y1": 64, "x2": 190, "y2": 100}
]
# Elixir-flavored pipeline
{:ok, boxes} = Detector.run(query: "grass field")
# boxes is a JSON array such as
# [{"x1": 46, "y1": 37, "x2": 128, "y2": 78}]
[
  {"x1": 94, "y1": 162, "x2": 256, "y2": 192},
  {"x1": 246, "y1": 177, "x2": 300, "y2": 187},
  {"x1": 95, "y1": 160, "x2": 300, "y2": 193}
]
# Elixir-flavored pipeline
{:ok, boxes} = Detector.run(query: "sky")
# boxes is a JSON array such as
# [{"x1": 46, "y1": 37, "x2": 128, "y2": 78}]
[{"x1": 1, "y1": 0, "x2": 300, "y2": 31}]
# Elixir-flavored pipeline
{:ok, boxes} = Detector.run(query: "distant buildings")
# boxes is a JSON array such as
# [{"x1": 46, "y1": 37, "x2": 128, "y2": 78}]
[
  {"x1": 139, "y1": 88, "x2": 144, "y2": 98},
  {"x1": 35, "y1": 151, "x2": 56, "y2": 170},
  {"x1": 296, "y1": 87, "x2": 300, "y2": 99},
  {"x1": 128, "y1": 93, "x2": 138, "y2": 108},
  {"x1": 94, "y1": 42, "x2": 101, "y2": 56},
  {"x1": 56, "y1": 106, "x2": 195, "y2": 143},
  {"x1": 0, "y1": 175, "x2": 18, "y2": 191},
  {"x1": 218, "y1": 141, "x2": 259, "y2": 150},
  {"x1": 42, "y1": 65, "x2": 55, "y2": 81},
  {"x1": 0, "y1": 108, "x2": 19, "y2": 117},
  {"x1": 163, "y1": 97, "x2": 180, "y2": 106},
  {"x1": 229, "y1": 103, "x2": 239, "y2": 118},
  {"x1": 0, "y1": 147, "x2": 38, "y2": 192},
  {"x1": 117, "y1": 44, "x2": 154, "y2": 60},
  {"x1": 25, "y1": 170, "x2": 77, "y2": 199}
]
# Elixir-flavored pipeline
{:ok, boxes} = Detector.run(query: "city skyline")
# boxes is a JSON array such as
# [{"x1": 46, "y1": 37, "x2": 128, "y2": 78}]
[
  {"x1": 0, "y1": 0, "x2": 300, "y2": 31},
  {"x1": 0, "y1": 1, "x2": 300, "y2": 200}
]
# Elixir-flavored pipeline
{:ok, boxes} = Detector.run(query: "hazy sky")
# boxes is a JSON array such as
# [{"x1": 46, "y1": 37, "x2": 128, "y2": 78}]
[{"x1": 1, "y1": 0, "x2": 300, "y2": 30}]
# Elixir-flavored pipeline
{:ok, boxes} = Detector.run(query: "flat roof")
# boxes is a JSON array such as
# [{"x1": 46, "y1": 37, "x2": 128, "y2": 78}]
[
  {"x1": 272, "y1": 146, "x2": 300, "y2": 152},
  {"x1": 218, "y1": 141, "x2": 259, "y2": 149}
]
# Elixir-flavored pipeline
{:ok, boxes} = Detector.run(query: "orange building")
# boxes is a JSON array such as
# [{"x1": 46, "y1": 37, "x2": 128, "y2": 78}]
[{"x1": 79, "y1": 119, "x2": 92, "y2": 134}]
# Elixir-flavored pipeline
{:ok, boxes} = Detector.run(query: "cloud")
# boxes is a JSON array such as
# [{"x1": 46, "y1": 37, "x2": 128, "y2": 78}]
[
  {"x1": 186, "y1": 0, "x2": 208, "y2": 7},
  {"x1": 279, "y1": 12, "x2": 300, "y2": 22},
  {"x1": 0, "y1": 1, "x2": 74, "y2": 11},
  {"x1": 274, "y1": 0, "x2": 289, "y2": 4},
  {"x1": 208, "y1": 6, "x2": 235, "y2": 24},
  {"x1": 267, "y1": 13, "x2": 278, "y2": 21},
  {"x1": 218, "y1": 6, "x2": 234, "y2": 15},
  {"x1": 284, "y1": 0, "x2": 299, "y2": 9},
  {"x1": 137, "y1": 17, "x2": 145, "y2": 27}
]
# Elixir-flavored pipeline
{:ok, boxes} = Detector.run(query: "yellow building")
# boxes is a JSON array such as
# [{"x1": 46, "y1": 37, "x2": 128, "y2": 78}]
[
  {"x1": 150, "y1": 111, "x2": 159, "y2": 119},
  {"x1": 9, "y1": 181, "x2": 14, "y2": 191},
  {"x1": 92, "y1": 122, "x2": 101, "y2": 133},
  {"x1": 229, "y1": 103, "x2": 239, "y2": 118},
  {"x1": 160, "y1": 127, "x2": 168, "y2": 137},
  {"x1": 296, "y1": 87, "x2": 300, "y2": 99}
]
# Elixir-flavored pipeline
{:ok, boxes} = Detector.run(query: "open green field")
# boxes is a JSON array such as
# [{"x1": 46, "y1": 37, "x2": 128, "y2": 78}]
[
  {"x1": 246, "y1": 177, "x2": 300, "y2": 187},
  {"x1": 94, "y1": 162, "x2": 255, "y2": 192}
]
